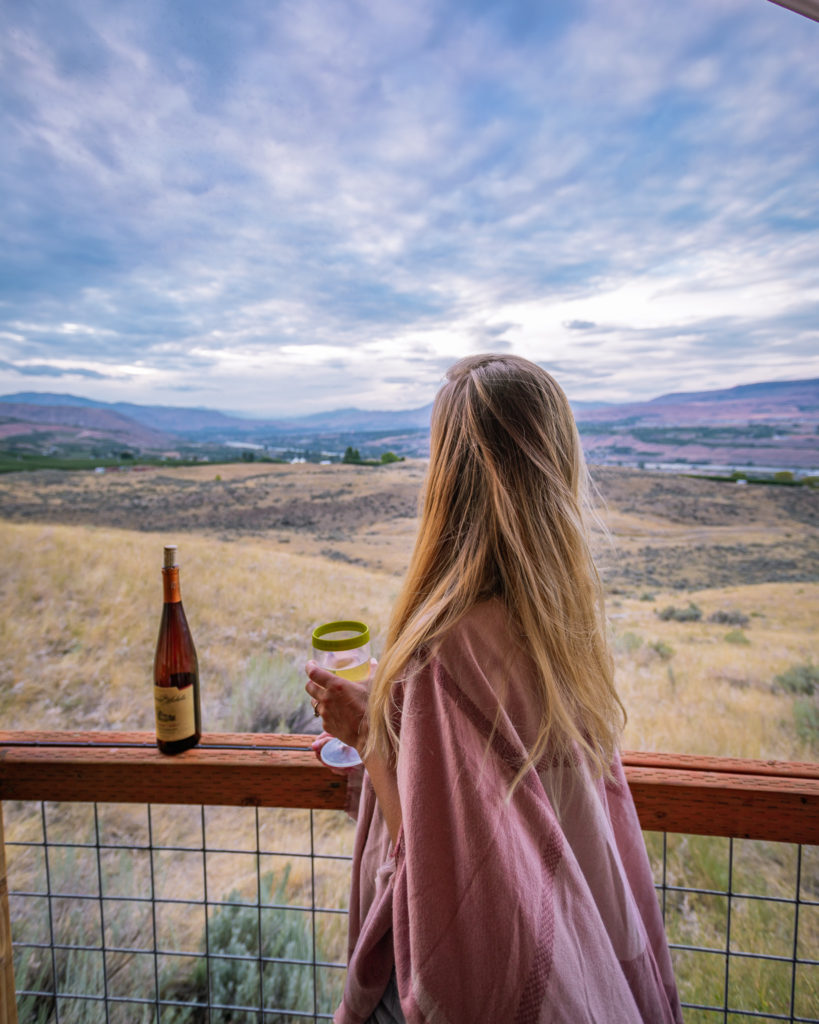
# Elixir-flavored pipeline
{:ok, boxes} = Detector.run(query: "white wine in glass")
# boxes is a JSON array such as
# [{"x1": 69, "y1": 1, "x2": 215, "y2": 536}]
[{"x1": 311, "y1": 620, "x2": 370, "y2": 768}]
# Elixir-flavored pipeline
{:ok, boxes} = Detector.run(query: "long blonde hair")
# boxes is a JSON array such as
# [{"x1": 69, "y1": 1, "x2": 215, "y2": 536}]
[{"x1": 366, "y1": 353, "x2": 624, "y2": 781}]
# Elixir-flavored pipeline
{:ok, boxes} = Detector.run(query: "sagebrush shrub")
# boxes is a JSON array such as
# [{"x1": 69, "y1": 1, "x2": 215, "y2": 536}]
[
  {"x1": 657, "y1": 603, "x2": 702, "y2": 623},
  {"x1": 724, "y1": 629, "x2": 750, "y2": 645},
  {"x1": 191, "y1": 867, "x2": 316, "y2": 1021},
  {"x1": 774, "y1": 663, "x2": 819, "y2": 696},
  {"x1": 709, "y1": 609, "x2": 750, "y2": 628},
  {"x1": 794, "y1": 699, "x2": 819, "y2": 747}
]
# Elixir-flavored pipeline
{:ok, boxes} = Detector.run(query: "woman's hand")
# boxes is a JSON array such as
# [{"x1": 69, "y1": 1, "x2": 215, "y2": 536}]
[
  {"x1": 304, "y1": 660, "x2": 372, "y2": 751},
  {"x1": 307, "y1": 659, "x2": 401, "y2": 845}
]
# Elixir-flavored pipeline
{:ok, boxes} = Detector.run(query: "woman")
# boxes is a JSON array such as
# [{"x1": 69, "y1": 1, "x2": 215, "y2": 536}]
[{"x1": 306, "y1": 354, "x2": 682, "y2": 1024}]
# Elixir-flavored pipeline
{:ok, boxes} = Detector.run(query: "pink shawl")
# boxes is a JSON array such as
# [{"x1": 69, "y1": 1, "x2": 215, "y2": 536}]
[{"x1": 336, "y1": 601, "x2": 683, "y2": 1024}]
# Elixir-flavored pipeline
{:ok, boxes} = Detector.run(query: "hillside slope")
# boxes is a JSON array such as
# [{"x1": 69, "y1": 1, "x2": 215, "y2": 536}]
[{"x1": 0, "y1": 401, "x2": 175, "y2": 449}]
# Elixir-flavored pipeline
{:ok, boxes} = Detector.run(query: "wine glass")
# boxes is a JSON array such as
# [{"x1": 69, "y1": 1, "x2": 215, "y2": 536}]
[{"x1": 311, "y1": 620, "x2": 370, "y2": 768}]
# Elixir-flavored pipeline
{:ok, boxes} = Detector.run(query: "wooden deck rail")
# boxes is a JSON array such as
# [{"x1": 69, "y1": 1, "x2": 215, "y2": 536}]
[
  {"x1": 1, "y1": 731, "x2": 818, "y2": 844},
  {"x1": 1, "y1": 732, "x2": 818, "y2": 1024}
]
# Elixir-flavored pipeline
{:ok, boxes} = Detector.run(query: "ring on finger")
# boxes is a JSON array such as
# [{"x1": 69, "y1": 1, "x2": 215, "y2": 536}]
[{"x1": 312, "y1": 701, "x2": 320, "y2": 717}]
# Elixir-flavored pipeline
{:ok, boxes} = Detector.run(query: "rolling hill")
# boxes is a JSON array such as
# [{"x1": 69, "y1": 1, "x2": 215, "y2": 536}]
[{"x1": 1, "y1": 377, "x2": 817, "y2": 469}]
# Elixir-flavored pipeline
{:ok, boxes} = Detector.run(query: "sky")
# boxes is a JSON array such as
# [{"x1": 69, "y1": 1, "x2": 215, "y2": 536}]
[{"x1": 1, "y1": 0, "x2": 818, "y2": 418}]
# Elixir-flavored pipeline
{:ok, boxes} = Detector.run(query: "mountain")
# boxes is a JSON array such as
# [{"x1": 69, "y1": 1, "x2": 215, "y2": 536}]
[
  {"x1": 281, "y1": 404, "x2": 434, "y2": 432},
  {"x1": 6, "y1": 377, "x2": 817, "y2": 438},
  {"x1": 0, "y1": 392, "x2": 437, "y2": 434},
  {"x1": 0, "y1": 401, "x2": 175, "y2": 449},
  {"x1": 0, "y1": 392, "x2": 271, "y2": 434},
  {"x1": 2, "y1": 377, "x2": 818, "y2": 468},
  {"x1": 0, "y1": 392, "x2": 101, "y2": 408},
  {"x1": 576, "y1": 378, "x2": 819, "y2": 426},
  {"x1": 649, "y1": 378, "x2": 819, "y2": 406}
]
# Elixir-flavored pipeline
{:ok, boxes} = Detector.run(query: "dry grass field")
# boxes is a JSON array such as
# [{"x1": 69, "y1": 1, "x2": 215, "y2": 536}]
[
  {"x1": 0, "y1": 459, "x2": 816, "y2": 757},
  {"x1": 1, "y1": 460, "x2": 817, "y2": 1021}
]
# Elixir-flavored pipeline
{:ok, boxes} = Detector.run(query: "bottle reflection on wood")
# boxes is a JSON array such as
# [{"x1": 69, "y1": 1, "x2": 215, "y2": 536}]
[{"x1": 154, "y1": 544, "x2": 201, "y2": 754}]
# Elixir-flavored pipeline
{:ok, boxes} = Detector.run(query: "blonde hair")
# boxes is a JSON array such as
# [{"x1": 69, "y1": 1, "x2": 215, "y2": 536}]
[{"x1": 366, "y1": 353, "x2": 624, "y2": 782}]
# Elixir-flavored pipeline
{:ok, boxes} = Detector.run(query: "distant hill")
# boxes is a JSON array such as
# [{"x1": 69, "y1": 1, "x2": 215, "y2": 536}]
[
  {"x1": 649, "y1": 378, "x2": 819, "y2": 406},
  {"x1": 0, "y1": 401, "x2": 175, "y2": 449},
  {"x1": 576, "y1": 378, "x2": 819, "y2": 426},
  {"x1": 4, "y1": 378, "x2": 817, "y2": 436},
  {"x1": 284, "y1": 404, "x2": 434, "y2": 431},
  {"x1": 1, "y1": 377, "x2": 818, "y2": 468},
  {"x1": 0, "y1": 392, "x2": 268, "y2": 434}
]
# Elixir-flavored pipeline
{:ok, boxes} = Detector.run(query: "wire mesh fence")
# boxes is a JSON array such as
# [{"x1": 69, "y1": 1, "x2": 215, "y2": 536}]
[
  {"x1": 5, "y1": 798, "x2": 818, "y2": 1023},
  {"x1": 5, "y1": 799, "x2": 355, "y2": 1023},
  {"x1": 646, "y1": 832, "x2": 819, "y2": 1023}
]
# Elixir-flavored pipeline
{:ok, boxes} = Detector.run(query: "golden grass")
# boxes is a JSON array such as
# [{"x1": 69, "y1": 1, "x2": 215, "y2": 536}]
[
  {"x1": 611, "y1": 582, "x2": 819, "y2": 761},
  {"x1": 2, "y1": 474, "x2": 817, "y2": 1018},
  {"x1": 1, "y1": 515, "x2": 815, "y2": 760},
  {"x1": 0, "y1": 520, "x2": 395, "y2": 732}
]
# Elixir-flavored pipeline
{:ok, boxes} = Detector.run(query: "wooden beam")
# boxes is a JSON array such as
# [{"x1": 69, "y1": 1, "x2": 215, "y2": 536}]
[
  {"x1": 1, "y1": 733, "x2": 817, "y2": 844},
  {"x1": 626, "y1": 765, "x2": 819, "y2": 845},
  {"x1": 0, "y1": 730, "x2": 311, "y2": 749},
  {"x1": 621, "y1": 749, "x2": 819, "y2": 780},
  {"x1": 0, "y1": 737, "x2": 347, "y2": 810}
]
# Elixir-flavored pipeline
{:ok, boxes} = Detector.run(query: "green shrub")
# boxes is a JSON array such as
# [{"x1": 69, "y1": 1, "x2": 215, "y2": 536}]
[
  {"x1": 13, "y1": 850, "x2": 162, "y2": 1023},
  {"x1": 794, "y1": 699, "x2": 819, "y2": 748},
  {"x1": 13, "y1": 859, "x2": 326, "y2": 1024},
  {"x1": 724, "y1": 629, "x2": 750, "y2": 645},
  {"x1": 615, "y1": 631, "x2": 643, "y2": 654},
  {"x1": 774, "y1": 663, "x2": 819, "y2": 696},
  {"x1": 649, "y1": 640, "x2": 674, "y2": 661},
  {"x1": 709, "y1": 609, "x2": 750, "y2": 628},
  {"x1": 229, "y1": 653, "x2": 307, "y2": 733},
  {"x1": 189, "y1": 867, "x2": 318, "y2": 1022},
  {"x1": 639, "y1": 592, "x2": 656, "y2": 602},
  {"x1": 657, "y1": 603, "x2": 702, "y2": 622}
]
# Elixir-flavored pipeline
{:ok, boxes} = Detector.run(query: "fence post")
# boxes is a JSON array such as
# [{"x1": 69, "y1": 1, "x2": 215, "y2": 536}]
[{"x1": 0, "y1": 803, "x2": 18, "y2": 1024}]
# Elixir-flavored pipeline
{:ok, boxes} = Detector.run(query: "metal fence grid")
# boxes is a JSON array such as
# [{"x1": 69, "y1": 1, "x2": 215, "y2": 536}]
[
  {"x1": 646, "y1": 831, "x2": 819, "y2": 1023},
  {"x1": 6, "y1": 799, "x2": 355, "y2": 1023},
  {"x1": 5, "y1": 801, "x2": 819, "y2": 1023}
]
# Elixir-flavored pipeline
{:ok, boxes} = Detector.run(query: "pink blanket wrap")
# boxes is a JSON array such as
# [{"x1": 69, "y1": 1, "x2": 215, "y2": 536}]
[{"x1": 335, "y1": 601, "x2": 683, "y2": 1024}]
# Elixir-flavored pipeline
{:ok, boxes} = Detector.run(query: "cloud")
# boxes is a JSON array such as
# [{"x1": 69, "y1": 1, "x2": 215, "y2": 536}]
[
  {"x1": 0, "y1": 359, "x2": 117, "y2": 380},
  {"x1": 0, "y1": 0, "x2": 817, "y2": 415}
]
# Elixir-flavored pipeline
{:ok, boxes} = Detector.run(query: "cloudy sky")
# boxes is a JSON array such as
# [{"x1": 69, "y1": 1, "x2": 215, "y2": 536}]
[{"x1": 1, "y1": 0, "x2": 817, "y2": 417}]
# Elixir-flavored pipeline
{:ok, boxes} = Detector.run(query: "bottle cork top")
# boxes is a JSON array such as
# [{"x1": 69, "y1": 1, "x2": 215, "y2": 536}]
[{"x1": 163, "y1": 545, "x2": 178, "y2": 569}]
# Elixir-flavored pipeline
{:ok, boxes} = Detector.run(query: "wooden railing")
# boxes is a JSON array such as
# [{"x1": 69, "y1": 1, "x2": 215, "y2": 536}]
[
  {"x1": 2, "y1": 732, "x2": 817, "y2": 841},
  {"x1": 1, "y1": 731, "x2": 818, "y2": 1023}
]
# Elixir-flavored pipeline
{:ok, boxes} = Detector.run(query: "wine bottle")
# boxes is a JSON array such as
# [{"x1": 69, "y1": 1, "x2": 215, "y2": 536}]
[{"x1": 154, "y1": 544, "x2": 201, "y2": 754}]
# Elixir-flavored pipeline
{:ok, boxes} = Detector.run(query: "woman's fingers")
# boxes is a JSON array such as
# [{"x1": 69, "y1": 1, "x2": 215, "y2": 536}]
[
  {"x1": 311, "y1": 731, "x2": 332, "y2": 756},
  {"x1": 305, "y1": 677, "x2": 326, "y2": 703},
  {"x1": 304, "y1": 660, "x2": 368, "y2": 748},
  {"x1": 305, "y1": 666, "x2": 340, "y2": 730},
  {"x1": 305, "y1": 663, "x2": 343, "y2": 705},
  {"x1": 306, "y1": 660, "x2": 338, "y2": 686}
]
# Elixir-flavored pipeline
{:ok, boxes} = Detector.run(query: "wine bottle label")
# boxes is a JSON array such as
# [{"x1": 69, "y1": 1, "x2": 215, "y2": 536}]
[{"x1": 154, "y1": 684, "x2": 196, "y2": 741}]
